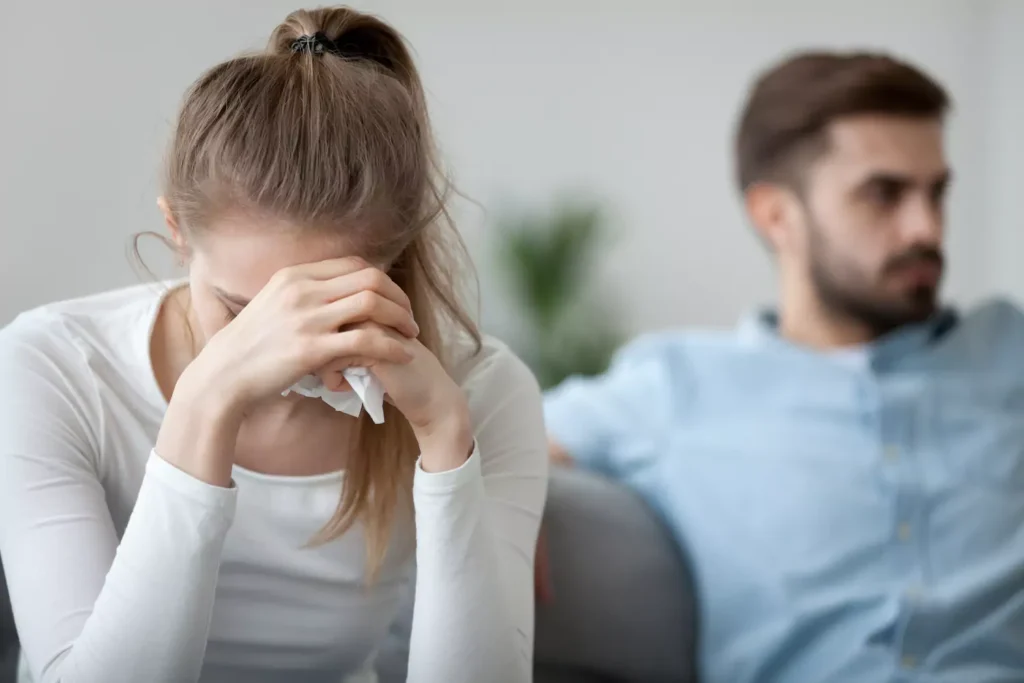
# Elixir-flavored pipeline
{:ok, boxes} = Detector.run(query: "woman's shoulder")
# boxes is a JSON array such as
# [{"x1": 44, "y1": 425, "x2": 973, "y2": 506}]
[
  {"x1": 5, "y1": 281, "x2": 168, "y2": 333},
  {"x1": 447, "y1": 333, "x2": 542, "y2": 409},
  {"x1": 0, "y1": 282, "x2": 169, "y2": 392},
  {"x1": 444, "y1": 334, "x2": 547, "y2": 480}
]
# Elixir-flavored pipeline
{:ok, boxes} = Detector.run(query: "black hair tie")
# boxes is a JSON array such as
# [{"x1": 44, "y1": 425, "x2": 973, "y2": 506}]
[
  {"x1": 290, "y1": 32, "x2": 339, "y2": 56},
  {"x1": 289, "y1": 30, "x2": 393, "y2": 72}
]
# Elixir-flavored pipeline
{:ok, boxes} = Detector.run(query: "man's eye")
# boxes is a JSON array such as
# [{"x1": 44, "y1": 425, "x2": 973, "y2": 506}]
[{"x1": 868, "y1": 180, "x2": 903, "y2": 206}]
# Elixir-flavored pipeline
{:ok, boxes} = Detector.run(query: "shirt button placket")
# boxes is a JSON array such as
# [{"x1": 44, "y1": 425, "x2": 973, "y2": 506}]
[{"x1": 878, "y1": 379, "x2": 928, "y2": 676}]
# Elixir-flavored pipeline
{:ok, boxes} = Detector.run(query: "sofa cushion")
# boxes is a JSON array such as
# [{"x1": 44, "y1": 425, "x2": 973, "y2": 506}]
[{"x1": 534, "y1": 467, "x2": 698, "y2": 682}]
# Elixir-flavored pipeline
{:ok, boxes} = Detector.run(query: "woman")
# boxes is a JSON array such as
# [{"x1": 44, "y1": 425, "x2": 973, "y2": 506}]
[{"x1": 0, "y1": 7, "x2": 547, "y2": 683}]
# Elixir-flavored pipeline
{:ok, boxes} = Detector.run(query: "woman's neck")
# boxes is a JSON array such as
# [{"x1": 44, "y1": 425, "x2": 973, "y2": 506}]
[{"x1": 150, "y1": 285, "x2": 199, "y2": 403}]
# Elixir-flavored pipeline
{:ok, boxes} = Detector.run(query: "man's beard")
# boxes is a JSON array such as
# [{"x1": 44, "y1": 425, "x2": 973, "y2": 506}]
[{"x1": 807, "y1": 220, "x2": 943, "y2": 338}]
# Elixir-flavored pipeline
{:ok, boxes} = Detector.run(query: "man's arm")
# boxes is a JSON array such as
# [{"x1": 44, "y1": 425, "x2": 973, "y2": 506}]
[
  {"x1": 534, "y1": 437, "x2": 573, "y2": 603},
  {"x1": 535, "y1": 335, "x2": 675, "y2": 603},
  {"x1": 548, "y1": 437, "x2": 573, "y2": 467}
]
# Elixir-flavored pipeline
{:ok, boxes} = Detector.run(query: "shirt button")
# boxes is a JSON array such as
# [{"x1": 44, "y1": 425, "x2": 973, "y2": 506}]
[
  {"x1": 897, "y1": 523, "x2": 912, "y2": 541},
  {"x1": 904, "y1": 585, "x2": 924, "y2": 604},
  {"x1": 901, "y1": 655, "x2": 917, "y2": 669},
  {"x1": 884, "y1": 444, "x2": 900, "y2": 461}
]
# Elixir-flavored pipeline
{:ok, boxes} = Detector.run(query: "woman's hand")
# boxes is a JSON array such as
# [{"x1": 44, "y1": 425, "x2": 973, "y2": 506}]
[
  {"x1": 340, "y1": 328, "x2": 473, "y2": 472},
  {"x1": 168, "y1": 256, "x2": 472, "y2": 479},
  {"x1": 158, "y1": 257, "x2": 422, "y2": 486},
  {"x1": 188, "y1": 257, "x2": 420, "y2": 409}
]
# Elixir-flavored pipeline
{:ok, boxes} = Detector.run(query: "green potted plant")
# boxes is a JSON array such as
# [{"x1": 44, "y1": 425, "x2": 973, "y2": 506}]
[{"x1": 494, "y1": 198, "x2": 624, "y2": 389}]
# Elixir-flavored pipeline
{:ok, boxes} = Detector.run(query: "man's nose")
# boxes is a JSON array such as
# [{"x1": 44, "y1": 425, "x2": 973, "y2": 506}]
[{"x1": 902, "y1": 196, "x2": 943, "y2": 245}]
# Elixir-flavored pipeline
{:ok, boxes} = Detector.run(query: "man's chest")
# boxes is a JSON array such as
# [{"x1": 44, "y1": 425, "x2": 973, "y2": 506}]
[
  {"x1": 654, "y1": 369, "x2": 1024, "y2": 601},
  {"x1": 669, "y1": 369, "x2": 1024, "y2": 494}
]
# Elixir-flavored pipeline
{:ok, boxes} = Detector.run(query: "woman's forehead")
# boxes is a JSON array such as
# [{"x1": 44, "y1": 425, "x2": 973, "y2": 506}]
[{"x1": 191, "y1": 220, "x2": 351, "y2": 295}]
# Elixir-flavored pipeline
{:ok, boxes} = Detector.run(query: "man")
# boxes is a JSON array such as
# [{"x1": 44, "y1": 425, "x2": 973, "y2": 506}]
[{"x1": 541, "y1": 51, "x2": 1024, "y2": 682}]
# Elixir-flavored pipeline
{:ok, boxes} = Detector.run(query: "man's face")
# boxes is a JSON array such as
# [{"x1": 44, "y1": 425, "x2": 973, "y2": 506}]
[{"x1": 796, "y1": 115, "x2": 950, "y2": 334}]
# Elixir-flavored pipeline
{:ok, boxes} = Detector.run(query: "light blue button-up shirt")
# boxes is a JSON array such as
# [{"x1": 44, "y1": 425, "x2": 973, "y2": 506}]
[{"x1": 543, "y1": 299, "x2": 1024, "y2": 683}]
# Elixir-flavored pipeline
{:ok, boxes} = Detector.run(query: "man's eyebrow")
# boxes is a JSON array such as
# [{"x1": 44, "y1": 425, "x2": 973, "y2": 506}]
[
  {"x1": 856, "y1": 171, "x2": 913, "y2": 188},
  {"x1": 213, "y1": 288, "x2": 250, "y2": 307},
  {"x1": 854, "y1": 168, "x2": 951, "y2": 190}
]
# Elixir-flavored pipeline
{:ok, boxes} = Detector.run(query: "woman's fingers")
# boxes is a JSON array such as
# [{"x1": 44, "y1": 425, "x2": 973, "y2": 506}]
[
  {"x1": 317, "y1": 265, "x2": 412, "y2": 313},
  {"x1": 277, "y1": 256, "x2": 370, "y2": 283},
  {"x1": 317, "y1": 354, "x2": 393, "y2": 392},
  {"x1": 318, "y1": 325, "x2": 413, "y2": 367},
  {"x1": 270, "y1": 258, "x2": 413, "y2": 317},
  {"x1": 314, "y1": 290, "x2": 419, "y2": 338}
]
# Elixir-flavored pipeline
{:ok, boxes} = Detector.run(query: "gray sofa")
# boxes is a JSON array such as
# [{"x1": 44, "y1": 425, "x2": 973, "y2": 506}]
[
  {"x1": 1, "y1": 561, "x2": 14, "y2": 683},
  {"x1": 0, "y1": 468, "x2": 697, "y2": 683}
]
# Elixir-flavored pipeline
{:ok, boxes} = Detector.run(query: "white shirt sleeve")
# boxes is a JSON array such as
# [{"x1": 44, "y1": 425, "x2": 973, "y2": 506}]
[
  {"x1": 407, "y1": 345, "x2": 549, "y2": 683},
  {"x1": 0, "y1": 318, "x2": 238, "y2": 683}
]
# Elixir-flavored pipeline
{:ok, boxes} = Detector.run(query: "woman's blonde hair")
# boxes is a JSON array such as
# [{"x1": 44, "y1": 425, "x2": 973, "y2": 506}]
[{"x1": 160, "y1": 6, "x2": 480, "y2": 577}]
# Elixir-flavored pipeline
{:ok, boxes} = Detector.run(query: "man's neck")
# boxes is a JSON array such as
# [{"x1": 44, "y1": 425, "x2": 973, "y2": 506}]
[
  {"x1": 777, "y1": 287, "x2": 878, "y2": 350},
  {"x1": 778, "y1": 309, "x2": 876, "y2": 350}
]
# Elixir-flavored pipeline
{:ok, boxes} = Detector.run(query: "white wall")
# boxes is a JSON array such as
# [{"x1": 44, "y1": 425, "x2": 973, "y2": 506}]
[
  {"x1": 978, "y1": 0, "x2": 1024, "y2": 299},
  {"x1": 1, "y1": 0, "x2": 1020, "y2": 338}
]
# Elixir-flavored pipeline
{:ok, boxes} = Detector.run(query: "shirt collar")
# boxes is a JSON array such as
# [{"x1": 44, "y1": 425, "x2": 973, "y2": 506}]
[{"x1": 738, "y1": 306, "x2": 959, "y2": 365}]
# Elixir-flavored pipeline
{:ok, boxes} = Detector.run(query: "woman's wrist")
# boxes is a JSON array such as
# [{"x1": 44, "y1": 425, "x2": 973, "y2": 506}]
[
  {"x1": 156, "y1": 363, "x2": 246, "y2": 488},
  {"x1": 179, "y1": 338, "x2": 255, "y2": 410},
  {"x1": 414, "y1": 400, "x2": 474, "y2": 473}
]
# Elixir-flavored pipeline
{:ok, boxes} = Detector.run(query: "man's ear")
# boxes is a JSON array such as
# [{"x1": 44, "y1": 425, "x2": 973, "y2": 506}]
[
  {"x1": 744, "y1": 181, "x2": 804, "y2": 253},
  {"x1": 156, "y1": 197, "x2": 188, "y2": 262}
]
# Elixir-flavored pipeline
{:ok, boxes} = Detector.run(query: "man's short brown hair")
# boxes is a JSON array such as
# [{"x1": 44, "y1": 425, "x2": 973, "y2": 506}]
[{"x1": 734, "y1": 51, "x2": 950, "y2": 193}]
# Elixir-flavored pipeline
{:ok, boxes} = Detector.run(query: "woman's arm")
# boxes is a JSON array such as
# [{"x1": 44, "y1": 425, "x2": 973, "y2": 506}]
[
  {"x1": 406, "y1": 345, "x2": 548, "y2": 682},
  {"x1": 0, "y1": 318, "x2": 238, "y2": 683},
  {"x1": 0, "y1": 263, "x2": 429, "y2": 683}
]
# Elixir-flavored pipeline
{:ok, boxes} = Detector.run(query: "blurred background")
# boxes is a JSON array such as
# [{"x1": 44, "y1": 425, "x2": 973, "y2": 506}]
[{"x1": 1, "y1": 0, "x2": 1023, "y2": 387}]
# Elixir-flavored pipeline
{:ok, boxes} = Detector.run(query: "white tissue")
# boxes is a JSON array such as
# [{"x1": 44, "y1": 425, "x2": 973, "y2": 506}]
[{"x1": 282, "y1": 368, "x2": 385, "y2": 424}]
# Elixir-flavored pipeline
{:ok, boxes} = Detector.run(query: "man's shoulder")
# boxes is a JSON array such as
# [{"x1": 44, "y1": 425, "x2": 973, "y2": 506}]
[
  {"x1": 945, "y1": 297, "x2": 1024, "y2": 348},
  {"x1": 959, "y1": 297, "x2": 1024, "y2": 332},
  {"x1": 942, "y1": 298, "x2": 1024, "y2": 368},
  {"x1": 611, "y1": 326, "x2": 750, "y2": 370},
  {"x1": 610, "y1": 327, "x2": 741, "y2": 360}
]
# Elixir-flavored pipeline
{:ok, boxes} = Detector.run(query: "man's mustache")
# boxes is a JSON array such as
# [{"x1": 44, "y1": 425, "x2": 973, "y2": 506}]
[{"x1": 883, "y1": 246, "x2": 944, "y2": 275}]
